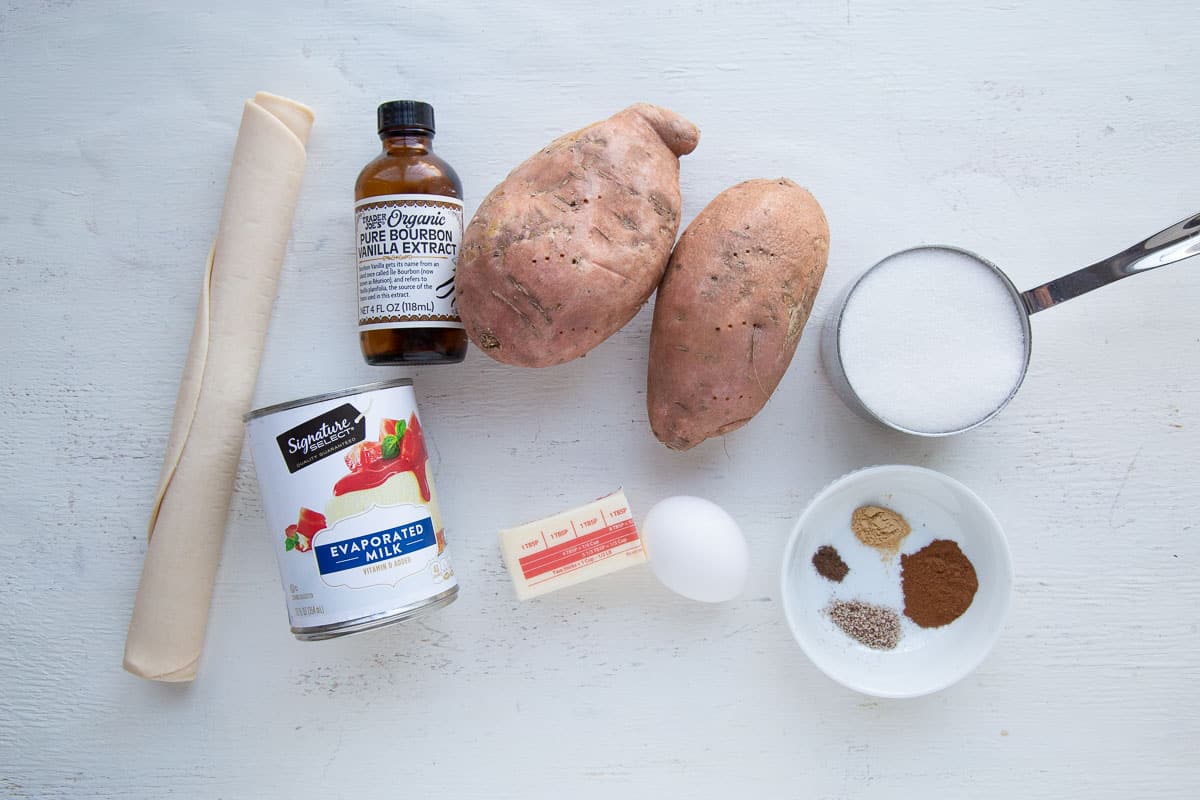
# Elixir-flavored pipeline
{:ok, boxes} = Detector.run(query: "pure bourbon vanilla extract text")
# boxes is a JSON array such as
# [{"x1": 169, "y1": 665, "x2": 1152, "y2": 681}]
[{"x1": 355, "y1": 101, "x2": 466, "y2": 364}]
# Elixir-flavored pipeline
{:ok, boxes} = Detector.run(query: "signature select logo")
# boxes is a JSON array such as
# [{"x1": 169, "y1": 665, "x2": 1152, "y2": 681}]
[
  {"x1": 275, "y1": 403, "x2": 367, "y2": 473},
  {"x1": 288, "y1": 418, "x2": 354, "y2": 455}
]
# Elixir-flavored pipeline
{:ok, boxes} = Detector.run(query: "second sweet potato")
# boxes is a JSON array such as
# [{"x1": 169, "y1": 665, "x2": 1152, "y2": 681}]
[{"x1": 647, "y1": 178, "x2": 829, "y2": 450}]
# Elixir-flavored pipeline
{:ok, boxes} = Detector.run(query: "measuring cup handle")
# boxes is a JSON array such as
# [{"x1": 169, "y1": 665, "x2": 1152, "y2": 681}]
[{"x1": 1020, "y1": 211, "x2": 1200, "y2": 314}]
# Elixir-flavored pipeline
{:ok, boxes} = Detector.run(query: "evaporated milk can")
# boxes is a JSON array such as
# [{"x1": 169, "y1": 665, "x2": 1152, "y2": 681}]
[{"x1": 244, "y1": 378, "x2": 457, "y2": 640}]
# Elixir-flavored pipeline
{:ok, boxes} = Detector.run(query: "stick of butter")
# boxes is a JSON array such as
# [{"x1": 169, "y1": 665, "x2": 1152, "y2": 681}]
[{"x1": 499, "y1": 489, "x2": 647, "y2": 600}]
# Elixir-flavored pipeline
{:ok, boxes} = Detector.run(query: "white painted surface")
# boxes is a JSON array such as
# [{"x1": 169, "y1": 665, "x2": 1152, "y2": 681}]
[{"x1": 2, "y1": 1, "x2": 1198, "y2": 797}]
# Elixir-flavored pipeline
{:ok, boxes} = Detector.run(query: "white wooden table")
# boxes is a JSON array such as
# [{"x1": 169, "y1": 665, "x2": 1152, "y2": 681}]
[{"x1": 3, "y1": 2, "x2": 1198, "y2": 797}]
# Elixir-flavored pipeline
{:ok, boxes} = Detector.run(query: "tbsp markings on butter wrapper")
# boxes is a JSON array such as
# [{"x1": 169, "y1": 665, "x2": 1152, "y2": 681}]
[
  {"x1": 245, "y1": 378, "x2": 456, "y2": 639},
  {"x1": 499, "y1": 489, "x2": 646, "y2": 600}
]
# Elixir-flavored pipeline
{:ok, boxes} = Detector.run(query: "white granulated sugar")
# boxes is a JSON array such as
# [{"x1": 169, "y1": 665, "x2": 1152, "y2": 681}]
[{"x1": 838, "y1": 248, "x2": 1028, "y2": 434}]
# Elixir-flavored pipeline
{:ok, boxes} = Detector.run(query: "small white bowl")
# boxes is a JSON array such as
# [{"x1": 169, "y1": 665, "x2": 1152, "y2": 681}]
[{"x1": 781, "y1": 465, "x2": 1012, "y2": 698}]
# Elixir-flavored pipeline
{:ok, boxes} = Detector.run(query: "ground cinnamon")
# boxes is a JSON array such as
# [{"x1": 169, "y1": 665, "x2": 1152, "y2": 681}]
[{"x1": 900, "y1": 539, "x2": 978, "y2": 628}]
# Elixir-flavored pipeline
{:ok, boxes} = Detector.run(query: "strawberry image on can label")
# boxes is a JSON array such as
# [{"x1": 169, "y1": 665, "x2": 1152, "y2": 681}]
[{"x1": 284, "y1": 508, "x2": 326, "y2": 553}]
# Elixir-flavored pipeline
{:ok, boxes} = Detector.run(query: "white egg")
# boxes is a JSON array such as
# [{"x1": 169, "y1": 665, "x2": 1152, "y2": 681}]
[{"x1": 642, "y1": 496, "x2": 749, "y2": 603}]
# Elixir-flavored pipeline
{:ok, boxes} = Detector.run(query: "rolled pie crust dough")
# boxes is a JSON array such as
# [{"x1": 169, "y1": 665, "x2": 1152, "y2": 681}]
[{"x1": 123, "y1": 93, "x2": 313, "y2": 682}]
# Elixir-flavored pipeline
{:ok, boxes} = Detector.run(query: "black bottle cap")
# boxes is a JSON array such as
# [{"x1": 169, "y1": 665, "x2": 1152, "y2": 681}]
[{"x1": 377, "y1": 100, "x2": 435, "y2": 135}]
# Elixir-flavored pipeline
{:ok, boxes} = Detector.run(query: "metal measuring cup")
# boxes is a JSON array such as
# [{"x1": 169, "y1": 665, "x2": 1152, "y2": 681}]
[{"x1": 821, "y1": 212, "x2": 1200, "y2": 436}]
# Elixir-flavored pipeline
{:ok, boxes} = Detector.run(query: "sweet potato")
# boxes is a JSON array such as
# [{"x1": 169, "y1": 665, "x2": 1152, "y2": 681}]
[
  {"x1": 647, "y1": 179, "x2": 829, "y2": 450},
  {"x1": 458, "y1": 104, "x2": 699, "y2": 367}
]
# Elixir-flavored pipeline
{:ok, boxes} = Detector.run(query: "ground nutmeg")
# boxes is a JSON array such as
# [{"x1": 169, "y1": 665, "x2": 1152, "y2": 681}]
[{"x1": 827, "y1": 599, "x2": 901, "y2": 650}]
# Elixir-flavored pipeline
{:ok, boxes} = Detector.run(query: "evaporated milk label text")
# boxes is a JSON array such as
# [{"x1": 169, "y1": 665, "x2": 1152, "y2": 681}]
[
  {"x1": 316, "y1": 517, "x2": 435, "y2": 575},
  {"x1": 275, "y1": 403, "x2": 366, "y2": 473},
  {"x1": 310, "y1": 504, "x2": 446, "y2": 591},
  {"x1": 356, "y1": 194, "x2": 464, "y2": 331}
]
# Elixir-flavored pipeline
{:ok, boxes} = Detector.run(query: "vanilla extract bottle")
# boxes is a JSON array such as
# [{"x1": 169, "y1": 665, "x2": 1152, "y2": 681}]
[{"x1": 354, "y1": 101, "x2": 467, "y2": 364}]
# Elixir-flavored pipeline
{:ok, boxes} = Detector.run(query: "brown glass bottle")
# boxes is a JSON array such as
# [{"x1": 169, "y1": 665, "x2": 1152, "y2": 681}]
[{"x1": 355, "y1": 101, "x2": 467, "y2": 365}]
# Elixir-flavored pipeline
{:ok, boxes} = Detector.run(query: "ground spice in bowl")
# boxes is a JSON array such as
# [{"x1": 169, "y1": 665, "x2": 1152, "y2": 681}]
[
  {"x1": 900, "y1": 539, "x2": 979, "y2": 627},
  {"x1": 826, "y1": 600, "x2": 901, "y2": 650},
  {"x1": 812, "y1": 545, "x2": 849, "y2": 582},
  {"x1": 851, "y1": 505, "x2": 911, "y2": 556}
]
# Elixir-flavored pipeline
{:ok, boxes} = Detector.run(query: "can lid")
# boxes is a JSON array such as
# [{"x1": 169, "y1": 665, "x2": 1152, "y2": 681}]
[
  {"x1": 243, "y1": 378, "x2": 415, "y2": 423},
  {"x1": 377, "y1": 100, "x2": 435, "y2": 135}
]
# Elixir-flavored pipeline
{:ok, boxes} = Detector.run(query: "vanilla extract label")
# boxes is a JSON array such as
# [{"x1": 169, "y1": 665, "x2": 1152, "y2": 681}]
[{"x1": 355, "y1": 194, "x2": 464, "y2": 331}]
